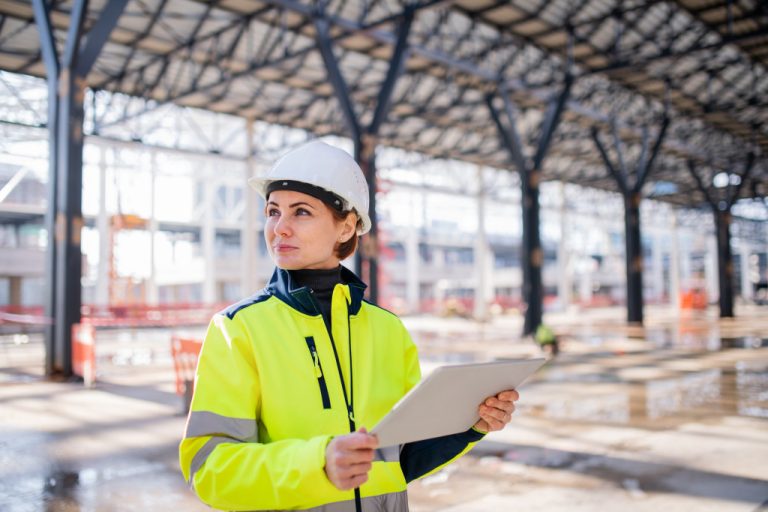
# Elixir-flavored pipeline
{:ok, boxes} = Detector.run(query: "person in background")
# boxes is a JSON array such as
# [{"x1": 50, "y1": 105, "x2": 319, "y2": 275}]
[{"x1": 179, "y1": 140, "x2": 520, "y2": 511}]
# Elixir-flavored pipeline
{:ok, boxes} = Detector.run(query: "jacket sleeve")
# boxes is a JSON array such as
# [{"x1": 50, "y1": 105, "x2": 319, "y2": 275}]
[
  {"x1": 397, "y1": 321, "x2": 486, "y2": 482},
  {"x1": 399, "y1": 428, "x2": 485, "y2": 482},
  {"x1": 179, "y1": 314, "x2": 338, "y2": 511}
]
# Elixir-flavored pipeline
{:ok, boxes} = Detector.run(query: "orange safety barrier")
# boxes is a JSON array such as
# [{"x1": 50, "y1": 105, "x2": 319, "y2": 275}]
[
  {"x1": 72, "y1": 323, "x2": 96, "y2": 387},
  {"x1": 171, "y1": 336, "x2": 203, "y2": 412},
  {"x1": 680, "y1": 289, "x2": 707, "y2": 310}
]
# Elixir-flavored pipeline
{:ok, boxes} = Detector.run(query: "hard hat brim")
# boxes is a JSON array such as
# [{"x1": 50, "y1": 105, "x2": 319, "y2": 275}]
[{"x1": 248, "y1": 176, "x2": 371, "y2": 235}]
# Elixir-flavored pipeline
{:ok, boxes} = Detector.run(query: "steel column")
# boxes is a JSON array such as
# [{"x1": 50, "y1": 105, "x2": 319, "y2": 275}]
[
  {"x1": 715, "y1": 209, "x2": 735, "y2": 316},
  {"x1": 32, "y1": 0, "x2": 60, "y2": 375},
  {"x1": 314, "y1": 7, "x2": 413, "y2": 304},
  {"x1": 624, "y1": 192, "x2": 644, "y2": 322},
  {"x1": 486, "y1": 76, "x2": 572, "y2": 336},
  {"x1": 687, "y1": 155, "x2": 754, "y2": 318},
  {"x1": 32, "y1": 0, "x2": 129, "y2": 377},
  {"x1": 591, "y1": 116, "x2": 669, "y2": 325}
]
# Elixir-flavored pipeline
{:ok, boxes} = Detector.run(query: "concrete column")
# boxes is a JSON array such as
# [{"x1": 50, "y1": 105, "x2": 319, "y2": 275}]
[
  {"x1": 670, "y1": 210, "x2": 681, "y2": 311},
  {"x1": 202, "y1": 164, "x2": 217, "y2": 304},
  {"x1": 679, "y1": 228, "x2": 692, "y2": 286},
  {"x1": 474, "y1": 166, "x2": 489, "y2": 321},
  {"x1": 651, "y1": 231, "x2": 664, "y2": 303},
  {"x1": 242, "y1": 119, "x2": 258, "y2": 295},
  {"x1": 405, "y1": 192, "x2": 420, "y2": 314},
  {"x1": 557, "y1": 181, "x2": 572, "y2": 310},
  {"x1": 740, "y1": 242, "x2": 752, "y2": 301},
  {"x1": 705, "y1": 232, "x2": 718, "y2": 302},
  {"x1": 9, "y1": 276, "x2": 22, "y2": 305},
  {"x1": 147, "y1": 149, "x2": 159, "y2": 305},
  {"x1": 578, "y1": 260, "x2": 593, "y2": 306},
  {"x1": 95, "y1": 145, "x2": 109, "y2": 307}
]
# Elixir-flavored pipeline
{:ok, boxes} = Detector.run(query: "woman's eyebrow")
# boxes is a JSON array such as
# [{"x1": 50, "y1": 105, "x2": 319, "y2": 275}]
[
  {"x1": 289, "y1": 202, "x2": 316, "y2": 209},
  {"x1": 265, "y1": 200, "x2": 316, "y2": 209}
]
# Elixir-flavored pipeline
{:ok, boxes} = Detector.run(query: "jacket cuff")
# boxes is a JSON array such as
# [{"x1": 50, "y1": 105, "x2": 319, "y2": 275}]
[{"x1": 467, "y1": 427, "x2": 488, "y2": 440}]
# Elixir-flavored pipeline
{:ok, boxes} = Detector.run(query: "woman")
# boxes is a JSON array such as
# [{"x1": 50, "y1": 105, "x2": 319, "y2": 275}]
[{"x1": 179, "y1": 141, "x2": 519, "y2": 511}]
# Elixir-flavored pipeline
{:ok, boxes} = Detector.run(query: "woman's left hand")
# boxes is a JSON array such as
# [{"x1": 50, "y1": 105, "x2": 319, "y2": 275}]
[{"x1": 473, "y1": 389, "x2": 520, "y2": 433}]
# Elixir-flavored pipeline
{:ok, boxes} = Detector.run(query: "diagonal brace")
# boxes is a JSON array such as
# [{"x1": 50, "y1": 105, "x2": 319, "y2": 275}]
[
  {"x1": 31, "y1": 0, "x2": 59, "y2": 77},
  {"x1": 636, "y1": 116, "x2": 670, "y2": 189},
  {"x1": 485, "y1": 91, "x2": 527, "y2": 174},
  {"x1": 592, "y1": 126, "x2": 628, "y2": 194},
  {"x1": 78, "y1": 0, "x2": 130, "y2": 75},
  {"x1": 368, "y1": 6, "x2": 414, "y2": 135},
  {"x1": 314, "y1": 16, "x2": 362, "y2": 141},
  {"x1": 532, "y1": 73, "x2": 573, "y2": 171}
]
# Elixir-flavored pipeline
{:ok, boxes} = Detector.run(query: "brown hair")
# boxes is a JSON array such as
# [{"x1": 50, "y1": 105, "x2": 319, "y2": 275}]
[{"x1": 329, "y1": 207, "x2": 362, "y2": 260}]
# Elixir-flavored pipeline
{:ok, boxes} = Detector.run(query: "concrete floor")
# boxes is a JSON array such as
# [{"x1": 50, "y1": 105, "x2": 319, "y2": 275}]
[{"x1": 1, "y1": 305, "x2": 766, "y2": 511}]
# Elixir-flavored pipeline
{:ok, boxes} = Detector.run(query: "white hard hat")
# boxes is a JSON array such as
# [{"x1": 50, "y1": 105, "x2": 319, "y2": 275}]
[{"x1": 248, "y1": 141, "x2": 371, "y2": 235}]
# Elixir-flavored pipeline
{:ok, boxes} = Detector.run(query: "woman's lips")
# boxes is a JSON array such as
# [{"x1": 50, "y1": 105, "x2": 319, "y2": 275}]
[{"x1": 274, "y1": 244, "x2": 297, "y2": 252}]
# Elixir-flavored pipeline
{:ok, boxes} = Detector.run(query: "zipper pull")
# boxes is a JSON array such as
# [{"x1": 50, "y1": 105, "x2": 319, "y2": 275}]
[{"x1": 311, "y1": 350, "x2": 323, "y2": 378}]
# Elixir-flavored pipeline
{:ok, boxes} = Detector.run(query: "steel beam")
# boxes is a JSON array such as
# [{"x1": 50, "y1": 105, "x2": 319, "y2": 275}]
[{"x1": 77, "y1": 0, "x2": 130, "y2": 75}]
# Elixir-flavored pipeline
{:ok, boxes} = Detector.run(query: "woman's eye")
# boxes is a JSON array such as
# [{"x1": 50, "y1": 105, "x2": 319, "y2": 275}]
[
  {"x1": 267, "y1": 208, "x2": 280, "y2": 217},
  {"x1": 296, "y1": 208, "x2": 311, "y2": 216}
]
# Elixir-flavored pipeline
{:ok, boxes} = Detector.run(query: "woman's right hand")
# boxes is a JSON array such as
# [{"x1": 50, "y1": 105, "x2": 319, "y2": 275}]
[{"x1": 324, "y1": 427, "x2": 378, "y2": 490}]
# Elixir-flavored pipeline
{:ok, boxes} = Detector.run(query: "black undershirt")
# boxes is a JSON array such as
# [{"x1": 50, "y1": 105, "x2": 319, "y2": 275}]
[{"x1": 289, "y1": 266, "x2": 342, "y2": 333}]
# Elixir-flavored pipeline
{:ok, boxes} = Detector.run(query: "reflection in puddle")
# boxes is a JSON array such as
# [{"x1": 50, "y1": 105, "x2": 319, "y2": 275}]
[
  {"x1": 531, "y1": 363, "x2": 766, "y2": 426},
  {"x1": 736, "y1": 362, "x2": 768, "y2": 418},
  {"x1": 545, "y1": 394, "x2": 630, "y2": 424},
  {"x1": 646, "y1": 369, "x2": 721, "y2": 420},
  {"x1": 1, "y1": 462, "x2": 169, "y2": 512}
]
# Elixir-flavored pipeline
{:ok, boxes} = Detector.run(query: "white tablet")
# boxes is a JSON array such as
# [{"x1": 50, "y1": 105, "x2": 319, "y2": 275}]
[{"x1": 371, "y1": 358, "x2": 546, "y2": 448}]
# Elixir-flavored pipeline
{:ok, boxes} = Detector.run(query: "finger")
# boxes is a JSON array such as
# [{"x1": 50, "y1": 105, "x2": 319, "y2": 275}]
[
  {"x1": 497, "y1": 389, "x2": 520, "y2": 402},
  {"x1": 485, "y1": 397, "x2": 517, "y2": 413},
  {"x1": 337, "y1": 461, "x2": 373, "y2": 480},
  {"x1": 336, "y1": 432, "x2": 379, "y2": 450},
  {"x1": 345, "y1": 472, "x2": 369, "y2": 490},
  {"x1": 480, "y1": 404, "x2": 513, "y2": 422},
  {"x1": 337, "y1": 447, "x2": 375, "y2": 466}
]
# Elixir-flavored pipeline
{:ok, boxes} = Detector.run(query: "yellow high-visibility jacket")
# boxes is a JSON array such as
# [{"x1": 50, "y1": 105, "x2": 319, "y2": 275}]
[{"x1": 180, "y1": 267, "x2": 482, "y2": 511}]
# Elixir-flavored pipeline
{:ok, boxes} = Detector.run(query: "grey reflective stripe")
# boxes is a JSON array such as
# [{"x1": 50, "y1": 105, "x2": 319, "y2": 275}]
[
  {"x1": 258, "y1": 490, "x2": 409, "y2": 512},
  {"x1": 373, "y1": 445, "x2": 401, "y2": 463},
  {"x1": 185, "y1": 410, "x2": 258, "y2": 441},
  {"x1": 188, "y1": 436, "x2": 235, "y2": 485}
]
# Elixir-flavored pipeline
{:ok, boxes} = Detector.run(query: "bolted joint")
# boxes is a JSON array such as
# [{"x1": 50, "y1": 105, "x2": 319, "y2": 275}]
[
  {"x1": 531, "y1": 247, "x2": 543, "y2": 268},
  {"x1": 529, "y1": 169, "x2": 541, "y2": 189},
  {"x1": 631, "y1": 255, "x2": 643, "y2": 273},
  {"x1": 361, "y1": 234, "x2": 378, "y2": 259},
  {"x1": 361, "y1": 133, "x2": 377, "y2": 162}
]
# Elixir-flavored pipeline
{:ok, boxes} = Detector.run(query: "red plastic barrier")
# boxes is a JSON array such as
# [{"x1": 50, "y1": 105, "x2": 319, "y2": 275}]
[
  {"x1": 72, "y1": 323, "x2": 96, "y2": 387},
  {"x1": 171, "y1": 336, "x2": 203, "y2": 412}
]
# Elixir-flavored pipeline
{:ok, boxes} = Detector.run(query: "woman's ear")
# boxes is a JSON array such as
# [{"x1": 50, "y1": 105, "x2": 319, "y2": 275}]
[{"x1": 339, "y1": 212, "x2": 357, "y2": 242}]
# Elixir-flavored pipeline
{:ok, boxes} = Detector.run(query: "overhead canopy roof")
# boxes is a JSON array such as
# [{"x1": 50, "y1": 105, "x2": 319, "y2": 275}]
[{"x1": 0, "y1": 0, "x2": 766, "y2": 207}]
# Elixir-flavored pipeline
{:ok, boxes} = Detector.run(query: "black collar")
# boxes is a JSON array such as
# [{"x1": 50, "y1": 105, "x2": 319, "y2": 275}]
[{"x1": 267, "y1": 266, "x2": 366, "y2": 316}]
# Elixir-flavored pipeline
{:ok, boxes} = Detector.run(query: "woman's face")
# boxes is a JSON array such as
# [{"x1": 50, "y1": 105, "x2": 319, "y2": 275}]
[{"x1": 264, "y1": 189, "x2": 356, "y2": 270}]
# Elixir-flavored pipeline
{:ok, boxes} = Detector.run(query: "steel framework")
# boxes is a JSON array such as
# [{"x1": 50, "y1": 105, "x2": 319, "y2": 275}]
[{"x1": 0, "y1": 0, "x2": 766, "y2": 373}]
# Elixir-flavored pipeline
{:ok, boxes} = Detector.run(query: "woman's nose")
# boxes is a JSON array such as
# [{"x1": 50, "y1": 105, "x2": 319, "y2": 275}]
[{"x1": 273, "y1": 215, "x2": 291, "y2": 237}]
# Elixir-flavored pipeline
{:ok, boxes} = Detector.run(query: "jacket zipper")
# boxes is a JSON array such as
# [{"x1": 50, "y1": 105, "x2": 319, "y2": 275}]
[{"x1": 304, "y1": 336, "x2": 331, "y2": 409}]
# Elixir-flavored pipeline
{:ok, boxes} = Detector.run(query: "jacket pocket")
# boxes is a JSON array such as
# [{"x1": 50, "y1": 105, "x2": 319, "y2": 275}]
[{"x1": 304, "y1": 336, "x2": 331, "y2": 409}]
